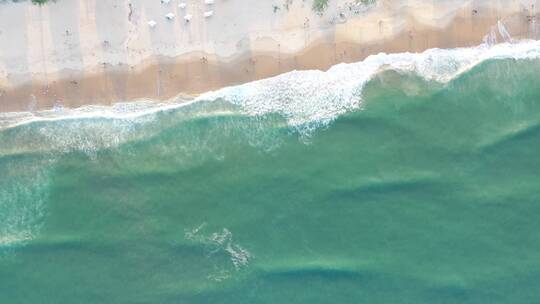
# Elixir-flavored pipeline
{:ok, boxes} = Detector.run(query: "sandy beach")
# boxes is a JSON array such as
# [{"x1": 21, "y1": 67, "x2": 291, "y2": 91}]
[{"x1": 0, "y1": 0, "x2": 538, "y2": 112}]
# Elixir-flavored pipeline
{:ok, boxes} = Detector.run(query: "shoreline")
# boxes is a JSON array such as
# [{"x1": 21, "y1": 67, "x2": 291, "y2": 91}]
[{"x1": 0, "y1": 0, "x2": 538, "y2": 112}]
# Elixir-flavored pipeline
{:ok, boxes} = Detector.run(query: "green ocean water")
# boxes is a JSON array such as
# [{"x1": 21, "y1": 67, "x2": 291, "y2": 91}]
[{"x1": 1, "y1": 56, "x2": 540, "y2": 303}]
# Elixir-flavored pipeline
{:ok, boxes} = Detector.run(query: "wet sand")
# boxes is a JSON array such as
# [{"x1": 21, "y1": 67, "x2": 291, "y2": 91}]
[{"x1": 0, "y1": 0, "x2": 538, "y2": 112}]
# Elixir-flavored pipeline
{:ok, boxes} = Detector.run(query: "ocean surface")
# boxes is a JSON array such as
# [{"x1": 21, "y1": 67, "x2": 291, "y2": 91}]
[{"x1": 1, "y1": 41, "x2": 540, "y2": 303}]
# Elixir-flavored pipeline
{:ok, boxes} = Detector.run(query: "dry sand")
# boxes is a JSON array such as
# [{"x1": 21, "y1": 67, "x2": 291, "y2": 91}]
[{"x1": 0, "y1": 0, "x2": 539, "y2": 112}]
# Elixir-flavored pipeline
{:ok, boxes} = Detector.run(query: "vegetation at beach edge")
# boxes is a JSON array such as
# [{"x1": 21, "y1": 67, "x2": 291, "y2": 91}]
[
  {"x1": 312, "y1": 0, "x2": 329, "y2": 13},
  {"x1": 312, "y1": 0, "x2": 376, "y2": 14}
]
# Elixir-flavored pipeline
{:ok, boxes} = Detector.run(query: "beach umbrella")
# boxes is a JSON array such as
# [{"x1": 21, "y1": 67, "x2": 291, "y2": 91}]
[
  {"x1": 184, "y1": 14, "x2": 193, "y2": 22},
  {"x1": 204, "y1": 11, "x2": 214, "y2": 18},
  {"x1": 148, "y1": 20, "x2": 157, "y2": 28},
  {"x1": 165, "y1": 13, "x2": 175, "y2": 20},
  {"x1": 204, "y1": 0, "x2": 214, "y2": 4},
  {"x1": 161, "y1": 0, "x2": 171, "y2": 4},
  {"x1": 178, "y1": 3, "x2": 187, "y2": 8}
]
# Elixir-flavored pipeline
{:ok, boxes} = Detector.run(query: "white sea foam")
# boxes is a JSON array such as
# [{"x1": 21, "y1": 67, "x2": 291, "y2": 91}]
[
  {"x1": 185, "y1": 224, "x2": 252, "y2": 281},
  {"x1": 1, "y1": 40, "x2": 539, "y2": 135},
  {"x1": 0, "y1": 162, "x2": 50, "y2": 247},
  {"x1": 0, "y1": 100, "x2": 185, "y2": 130},
  {"x1": 199, "y1": 40, "x2": 540, "y2": 133}
]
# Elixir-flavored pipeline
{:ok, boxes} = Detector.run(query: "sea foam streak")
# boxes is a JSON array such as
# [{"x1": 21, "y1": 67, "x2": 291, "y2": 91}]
[
  {"x1": 1, "y1": 40, "x2": 540, "y2": 134},
  {"x1": 0, "y1": 161, "x2": 50, "y2": 247},
  {"x1": 185, "y1": 223, "x2": 252, "y2": 281}
]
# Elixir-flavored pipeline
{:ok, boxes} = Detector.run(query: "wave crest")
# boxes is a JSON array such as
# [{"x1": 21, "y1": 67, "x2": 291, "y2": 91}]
[
  {"x1": 1, "y1": 40, "x2": 539, "y2": 137},
  {"x1": 198, "y1": 40, "x2": 540, "y2": 134}
]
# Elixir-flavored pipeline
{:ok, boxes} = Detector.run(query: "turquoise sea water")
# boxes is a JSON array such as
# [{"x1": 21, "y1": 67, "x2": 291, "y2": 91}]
[{"x1": 1, "y1": 44, "x2": 540, "y2": 303}]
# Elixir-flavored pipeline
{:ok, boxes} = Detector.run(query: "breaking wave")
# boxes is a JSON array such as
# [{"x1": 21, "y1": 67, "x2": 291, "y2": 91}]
[{"x1": 1, "y1": 40, "x2": 540, "y2": 140}]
